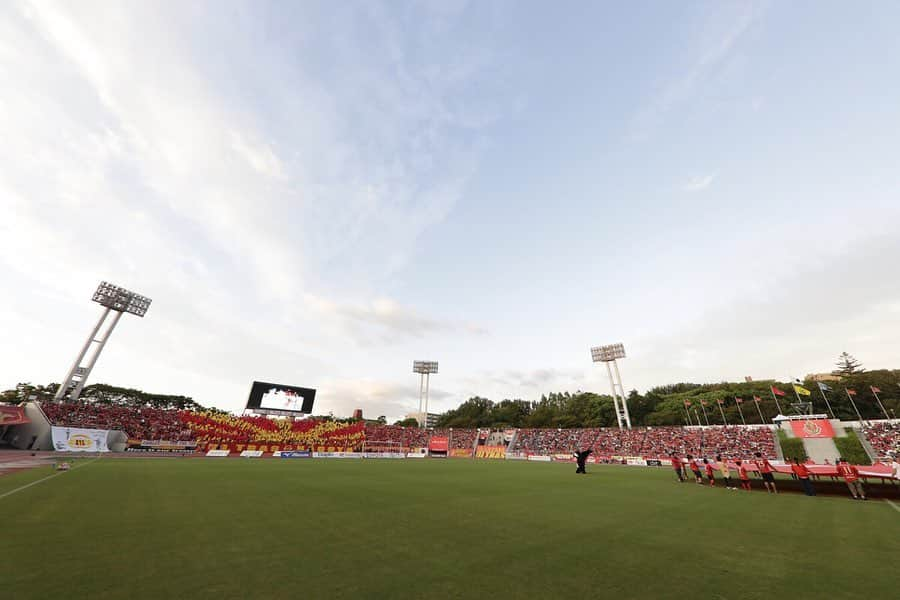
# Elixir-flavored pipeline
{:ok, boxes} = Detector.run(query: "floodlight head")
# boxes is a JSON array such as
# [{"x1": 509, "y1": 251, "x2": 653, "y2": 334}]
[
  {"x1": 590, "y1": 343, "x2": 626, "y2": 362},
  {"x1": 413, "y1": 360, "x2": 439, "y2": 374},
  {"x1": 92, "y1": 281, "x2": 152, "y2": 317}
]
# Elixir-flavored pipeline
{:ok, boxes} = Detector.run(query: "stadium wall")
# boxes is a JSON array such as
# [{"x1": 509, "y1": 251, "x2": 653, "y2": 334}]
[{"x1": 5, "y1": 402, "x2": 52, "y2": 450}]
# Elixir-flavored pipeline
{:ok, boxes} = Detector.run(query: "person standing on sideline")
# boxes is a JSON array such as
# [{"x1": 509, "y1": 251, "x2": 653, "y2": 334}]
[
  {"x1": 671, "y1": 452, "x2": 684, "y2": 482},
  {"x1": 703, "y1": 458, "x2": 715, "y2": 487},
  {"x1": 573, "y1": 449, "x2": 592, "y2": 474},
  {"x1": 736, "y1": 460, "x2": 752, "y2": 491},
  {"x1": 754, "y1": 451, "x2": 778, "y2": 494},
  {"x1": 791, "y1": 457, "x2": 815, "y2": 496},
  {"x1": 687, "y1": 455, "x2": 702, "y2": 484},
  {"x1": 837, "y1": 458, "x2": 867, "y2": 500},
  {"x1": 716, "y1": 455, "x2": 734, "y2": 489}
]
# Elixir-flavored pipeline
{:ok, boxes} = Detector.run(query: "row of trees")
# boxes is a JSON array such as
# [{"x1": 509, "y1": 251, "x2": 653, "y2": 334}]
[
  {"x1": 434, "y1": 370, "x2": 900, "y2": 429},
  {"x1": 0, "y1": 382, "x2": 205, "y2": 411}
]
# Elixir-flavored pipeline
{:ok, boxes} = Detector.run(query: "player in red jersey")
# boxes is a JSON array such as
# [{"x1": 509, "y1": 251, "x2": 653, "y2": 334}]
[
  {"x1": 670, "y1": 452, "x2": 684, "y2": 482},
  {"x1": 736, "y1": 460, "x2": 751, "y2": 491},
  {"x1": 703, "y1": 458, "x2": 715, "y2": 486},
  {"x1": 791, "y1": 457, "x2": 815, "y2": 496},
  {"x1": 754, "y1": 451, "x2": 777, "y2": 494},
  {"x1": 837, "y1": 458, "x2": 867, "y2": 500},
  {"x1": 687, "y1": 455, "x2": 702, "y2": 484}
]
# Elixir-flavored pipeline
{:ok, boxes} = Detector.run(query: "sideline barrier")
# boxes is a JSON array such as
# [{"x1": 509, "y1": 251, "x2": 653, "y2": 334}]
[
  {"x1": 278, "y1": 451, "x2": 312, "y2": 458},
  {"x1": 240, "y1": 450, "x2": 263, "y2": 458},
  {"x1": 363, "y1": 452, "x2": 405, "y2": 459},
  {"x1": 313, "y1": 452, "x2": 361, "y2": 459},
  {"x1": 527, "y1": 455, "x2": 551, "y2": 462},
  {"x1": 206, "y1": 450, "x2": 230, "y2": 457}
]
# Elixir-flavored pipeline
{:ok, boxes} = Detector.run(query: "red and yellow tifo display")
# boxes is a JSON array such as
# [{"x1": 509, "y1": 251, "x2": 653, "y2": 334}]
[{"x1": 789, "y1": 419, "x2": 835, "y2": 438}]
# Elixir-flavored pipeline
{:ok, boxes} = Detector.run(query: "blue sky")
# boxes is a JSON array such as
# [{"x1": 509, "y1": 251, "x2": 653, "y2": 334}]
[{"x1": 2, "y1": 1, "x2": 899, "y2": 420}]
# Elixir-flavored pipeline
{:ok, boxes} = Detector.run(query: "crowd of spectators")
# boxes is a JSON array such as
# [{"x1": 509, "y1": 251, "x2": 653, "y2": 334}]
[
  {"x1": 363, "y1": 424, "x2": 431, "y2": 450},
  {"x1": 42, "y1": 402, "x2": 191, "y2": 440},
  {"x1": 449, "y1": 428, "x2": 477, "y2": 450},
  {"x1": 40, "y1": 401, "x2": 780, "y2": 458},
  {"x1": 509, "y1": 426, "x2": 777, "y2": 459},
  {"x1": 862, "y1": 422, "x2": 900, "y2": 458},
  {"x1": 181, "y1": 412, "x2": 365, "y2": 450}
]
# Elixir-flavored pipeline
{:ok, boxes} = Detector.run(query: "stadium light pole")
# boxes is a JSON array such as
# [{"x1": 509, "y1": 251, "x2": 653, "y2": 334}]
[
  {"x1": 53, "y1": 282, "x2": 152, "y2": 402},
  {"x1": 590, "y1": 343, "x2": 631, "y2": 429},
  {"x1": 413, "y1": 361, "x2": 438, "y2": 428}
]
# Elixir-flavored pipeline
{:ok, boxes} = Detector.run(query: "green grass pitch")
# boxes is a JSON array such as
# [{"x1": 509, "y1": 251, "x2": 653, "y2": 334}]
[{"x1": 5, "y1": 458, "x2": 899, "y2": 599}]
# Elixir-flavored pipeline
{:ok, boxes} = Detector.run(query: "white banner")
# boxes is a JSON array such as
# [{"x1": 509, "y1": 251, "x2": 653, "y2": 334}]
[
  {"x1": 240, "y1": 450, "x2": 264, "y2": 458},
  {"x1": 528, "y1": 455, "x2": 552, "y2": 462},
  {"x1": 406, "y1": 452, "x2": 426, "y2": 458},
  {"x1": 313, "y1": 452, "x2": 362, "y2": 458},
  {"x1": 51, "y1": 426, "x2": 110, "y2": 452},
  {"x1": 206, "y1": 449, "x2": 231, "y2": 457},
  {"x1": 363, "y1": 452, "x2": 406, "y2": 459}
]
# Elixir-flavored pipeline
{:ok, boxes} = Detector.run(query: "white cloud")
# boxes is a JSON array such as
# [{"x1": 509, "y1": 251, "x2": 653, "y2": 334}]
[
  {"x1": 682, "y1": 174, "x2": 716, "y2": 192},
  {"x1": 0, "y1": 1, "x2": 500, "y2": 420}
]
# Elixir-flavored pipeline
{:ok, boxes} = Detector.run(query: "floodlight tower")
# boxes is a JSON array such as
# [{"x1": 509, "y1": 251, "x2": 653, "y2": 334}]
[
  {"x1": 53, "y1": 282, "x2": 152, "y2": 402},
  {"x1": 412, "y1": 360, "x2": 439, "y2": 428},
  {"x1": 590, "y1": 343, "x2": 631, "y2": 429}
]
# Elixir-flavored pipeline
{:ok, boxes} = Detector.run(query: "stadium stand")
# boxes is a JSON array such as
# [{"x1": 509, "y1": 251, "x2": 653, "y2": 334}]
[
  {"x1": 449, "y1": 428, "x2": 477, "y2": 450},
  {"x1": 38, "y1": 401, "x2": 779, "y2": 458},
  {"x1": 862, "y1": 422, "x2": 900, "y2": 458},
  {"x1": 42, "y1": 402, "x2": 191, "y2": 440}
]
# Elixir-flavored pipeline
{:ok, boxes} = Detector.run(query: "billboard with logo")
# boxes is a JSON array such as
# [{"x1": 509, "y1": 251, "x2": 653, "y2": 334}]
[
  {"x1": 789, "y1": 419, "x2": 835, "y2": 439},
  {"x1": 51, "y1": 426, "x2": 111, "y2": 452}
]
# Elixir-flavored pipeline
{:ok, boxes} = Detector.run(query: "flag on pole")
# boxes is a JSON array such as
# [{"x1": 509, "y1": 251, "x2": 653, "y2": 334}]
[
  {"x1": 846, "y1": 389, "x2": 857, "y2": 396},
  {"x1": 684, "y1": 400, "x2": 691, "y2": 407},
  {"x1": 870, "y1": 385, "x2": 882, "y2": 394},
  {"x1": 734, "y1": 397, "x2": 743, "y2": 403},
  {"x1": 701, "y1": 400, "x2": 708, "y2": 406},
  {"x1": 753, "y1": 395, "x2": 761, "y2": 403},
  {"x1": 716, "y1": 398, "x2": 724, "y2": 405},
  {"x1": 771, "y1": 386, "x2": 786, "y2": 397},
  {"x1": 793, "y1": 384, "x2": 812, "y2": 396},
  {"x1": 817, "y1": 381, "x2": 832, "y2": 392}
]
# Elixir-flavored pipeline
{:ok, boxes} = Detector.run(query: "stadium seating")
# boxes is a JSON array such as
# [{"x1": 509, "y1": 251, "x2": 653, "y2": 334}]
[
  {"x1": 862, "y1": 422, "x2": 900, "y2": 458},
  {"x1": 39, "y1": 401, "x2": 779, "y2": 458},
  {"x1": 42, "y1": 402, "x2": 191, "y2": 441}
]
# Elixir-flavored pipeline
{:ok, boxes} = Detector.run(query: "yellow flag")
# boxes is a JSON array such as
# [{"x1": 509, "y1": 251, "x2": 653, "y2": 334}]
[{"x1": 793, "y1": 384, "x2": 811, "y2": 396}]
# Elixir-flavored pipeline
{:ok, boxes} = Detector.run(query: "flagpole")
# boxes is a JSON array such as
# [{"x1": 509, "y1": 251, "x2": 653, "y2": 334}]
[
  {"x1": 817, "y1": 385, "x2": 835, "y2": 419},
  {"x1": 716, "y1": 400, "x2": 728, "y2": 426},
  {"x1": 683, "y1": 404, "x2": 692, "y2": 426},
  {"x1": 754, "y1": 397, "x2": 765, "y2": 423},
  {"x1": 871, "y1": 388, "x2": 890, "y2": 420},
  {"x1": 770, "y1": 388, "x2": 783, "y2": 415},
  {"x1": 845, "y1": 389, "x2": 863, "y2": 424},
  {"x1": 735, "y1": 398, "x2": 746, "y2": 425},
  {"x1": 700, "y1": 402, "x2": 710, "y2": 426}
]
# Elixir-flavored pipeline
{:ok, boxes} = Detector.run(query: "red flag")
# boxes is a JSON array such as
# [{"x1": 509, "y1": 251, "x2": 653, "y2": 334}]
[
  {"x1": 701, "y1": 400, "x2": 708, "y2": 406},
  {"x1": 870, "y1": 386, "x2": 882, "y2": 394},
  {"x1": 847, "y1": 389, "x2": 857, "y2": 396},
  {"x1": 684, "y1": 400, "x2": 691, "y2": 407},
  {"x1": 716, "y1": 399, "x2": 724, "y2": 405},
  {"x1": 735, "y1": 397, "x2": 743, "y2": 404},
  {"x1": 752, "y1": 395, "x2": 761, "y2": 402},
  {"x1": 771, "y1": 386, "x2": 786, "y2": 397}
]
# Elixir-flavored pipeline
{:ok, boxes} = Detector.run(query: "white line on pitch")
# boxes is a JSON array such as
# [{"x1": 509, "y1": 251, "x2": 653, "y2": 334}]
[
  {"x1": 0, "y1": 457, "x2": 100, "y2": 501},
  {"x1": 886, "y1": 500, "x2": 900, "y2": 514}
]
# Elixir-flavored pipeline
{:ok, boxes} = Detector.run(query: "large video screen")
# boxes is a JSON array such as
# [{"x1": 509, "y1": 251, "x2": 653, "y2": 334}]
[{"x1": 246, "y1": 381, "x2": 316, "y2": 415}]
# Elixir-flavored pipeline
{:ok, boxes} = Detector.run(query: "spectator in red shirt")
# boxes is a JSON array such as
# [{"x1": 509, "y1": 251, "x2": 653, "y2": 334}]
[
  {"x1": 791, "y1": 457, "x2": 815, "y2": 496},
  {"x1": 837, "y1": 458, "x2": 867, "y2": 500},
  {"x1": 754, "y1": 451, "x2": 778, "y2": 494}
]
